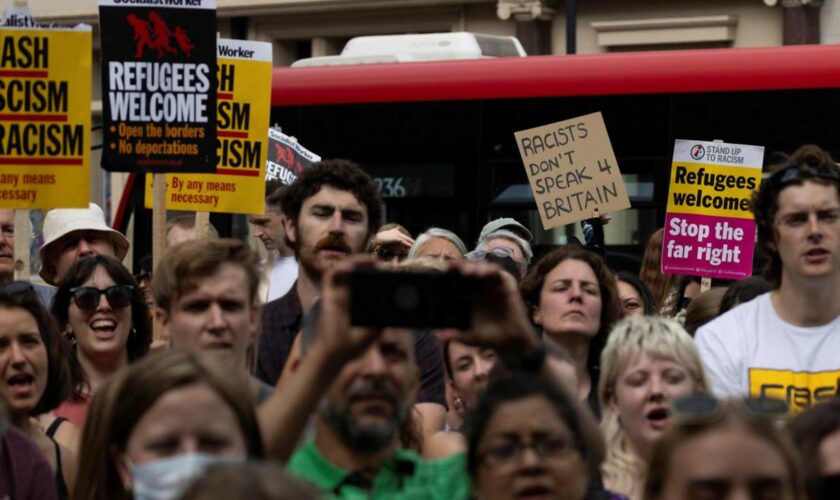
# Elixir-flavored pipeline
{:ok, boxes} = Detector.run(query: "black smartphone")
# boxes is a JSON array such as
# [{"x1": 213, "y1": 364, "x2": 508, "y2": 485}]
[{"x1": 349, "y1": 268, "x2": 475, "y2": 329}]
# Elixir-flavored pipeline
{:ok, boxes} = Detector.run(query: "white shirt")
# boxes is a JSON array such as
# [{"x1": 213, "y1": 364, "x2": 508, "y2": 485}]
[
  {"x1": 266, "y1": 255, "x2": 298, "y2": 302},
  {"x1": 695, "y1": 292, "x2": 840, "y2": 413}
]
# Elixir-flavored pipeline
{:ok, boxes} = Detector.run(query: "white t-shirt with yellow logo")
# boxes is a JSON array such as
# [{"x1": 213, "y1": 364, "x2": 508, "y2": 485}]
[{"x1": 696, "y1": 292, "x2": 840, "y2": 413}]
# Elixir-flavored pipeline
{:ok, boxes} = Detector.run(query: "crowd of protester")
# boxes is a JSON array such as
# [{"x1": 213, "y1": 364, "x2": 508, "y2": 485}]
[{"x1": 0, "y1": 144, "x2": 839, "y2": 499}]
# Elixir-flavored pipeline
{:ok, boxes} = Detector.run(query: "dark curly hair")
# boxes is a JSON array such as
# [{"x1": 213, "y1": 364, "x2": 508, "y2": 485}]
[
  {"x1": 51, "y1": 255, "x2": 151, "y2": 363},
  {"x1": 520, "y1": 245, "x2": 622, "y2": 378},
  {"x1": 751, "y1": 145, "x2": 840, "y2": 288},
  {"x1": 280, "y1": 159, "x2": 382, "y2": 249}
]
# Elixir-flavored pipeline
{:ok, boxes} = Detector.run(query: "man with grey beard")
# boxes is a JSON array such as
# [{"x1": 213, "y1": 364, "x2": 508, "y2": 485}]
[{"x1": 256, "y1": 257, "x2": 594, "y2": 498}]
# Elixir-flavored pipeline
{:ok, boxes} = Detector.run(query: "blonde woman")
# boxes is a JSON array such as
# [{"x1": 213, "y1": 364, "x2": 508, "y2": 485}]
[{"x1": 598, "y1": 316, "x2": 709, "y2": 500}]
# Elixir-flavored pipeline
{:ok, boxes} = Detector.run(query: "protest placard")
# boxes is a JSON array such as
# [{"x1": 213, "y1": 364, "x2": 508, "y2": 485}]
[
  {"x1": 99, "y1": 0, "x2": 216, "y2": 173},
  {"x1": 514, "y1": 112, "x2": 630, "y2": 229},
  {"x1": 662, "y1": 139, "x2": 764, "y2": 280},
  {"x1": 266, "y1": 128, "x2": 320, "y2": 185},
  {"x1": 144, "y1": 39, "x2": 271, "y2": 214},
  {"x1": 0, "y1": 16, "x2": 91, "y2": 209}
]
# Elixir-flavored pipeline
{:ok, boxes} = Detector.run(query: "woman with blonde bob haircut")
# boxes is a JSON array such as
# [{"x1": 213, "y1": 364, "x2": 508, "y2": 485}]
[
  {"x1": 598, "y1": 316, "x2": 709, "y2": 500},
  {"x1": 73, "y1": 350, "x2": 264, "y2": 500}
]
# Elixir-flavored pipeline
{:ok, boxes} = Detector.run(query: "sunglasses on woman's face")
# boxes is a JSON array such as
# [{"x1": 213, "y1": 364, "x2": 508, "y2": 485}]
[{"x1": 69, "y1": 285, "x2": 134, "y2": 311}]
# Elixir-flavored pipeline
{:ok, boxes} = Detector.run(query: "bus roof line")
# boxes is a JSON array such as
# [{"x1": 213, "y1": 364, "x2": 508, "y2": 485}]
[{"x1": 271, "y1": 44, "x2": 840, "y2": 106}]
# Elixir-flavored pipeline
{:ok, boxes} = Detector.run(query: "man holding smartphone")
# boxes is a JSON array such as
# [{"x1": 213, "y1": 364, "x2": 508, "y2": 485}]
[{"x1": 257, "y1": 258, "x2": 600, "y2": 498}]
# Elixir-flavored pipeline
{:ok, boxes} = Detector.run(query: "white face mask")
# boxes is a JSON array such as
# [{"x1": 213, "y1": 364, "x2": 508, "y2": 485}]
[{"x1": 126, "y1": 452, "x2": 245, "y2": 500}]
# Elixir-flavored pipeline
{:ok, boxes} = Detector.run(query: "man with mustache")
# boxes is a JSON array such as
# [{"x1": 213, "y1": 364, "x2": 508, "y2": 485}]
[
  {"x1": 256, "y1": 159, "x2": 382, "y2": 387},
  {"x1": 697, "y1": 145, "x2": 840, "y2": 412},
  {"x1": 257, "y1": 160, "x2": 448, "y2": 446}
]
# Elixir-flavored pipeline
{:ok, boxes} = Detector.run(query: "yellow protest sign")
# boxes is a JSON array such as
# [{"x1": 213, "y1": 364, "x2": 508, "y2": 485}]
[
  {"x1": 144, "y1": 39, "x2": 270, "y2": 214},
  {"x1": 0, "y1": 26, "x2": 91, "y2": 208},
  {"x1": 514, "y1": 112, "x2": 630, "y2": 229},
  {"x1": 665, "y1": 161, "x2": 762, "y2": 220}
]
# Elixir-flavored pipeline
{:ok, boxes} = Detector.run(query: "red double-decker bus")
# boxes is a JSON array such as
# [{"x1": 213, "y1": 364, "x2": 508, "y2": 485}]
[{"x1": 123, "y1": 44, "x2": 840, "y2": 267}]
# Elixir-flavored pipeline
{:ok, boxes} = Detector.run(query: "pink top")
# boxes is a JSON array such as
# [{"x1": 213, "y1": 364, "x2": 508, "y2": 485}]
[{"x1": 54, "y1": 393, "x2": 91, "y2": 429}]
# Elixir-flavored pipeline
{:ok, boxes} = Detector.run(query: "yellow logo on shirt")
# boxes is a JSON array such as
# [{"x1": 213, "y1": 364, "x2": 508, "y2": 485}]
[{"x1": 749, "y1": 368, "x2": 840, "y2": 413}]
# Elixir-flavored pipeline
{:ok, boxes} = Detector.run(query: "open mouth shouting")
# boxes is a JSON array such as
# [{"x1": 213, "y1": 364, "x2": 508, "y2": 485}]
[
  {"x1": 646, "y1": 406, "x2": 670, "y2": 430},
  {"x1": 6, "y1": 372, "x2": 35, "y2": 399}
]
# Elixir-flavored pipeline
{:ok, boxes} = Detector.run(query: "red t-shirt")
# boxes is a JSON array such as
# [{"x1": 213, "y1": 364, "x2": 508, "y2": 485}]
[{"x1": 53, "y1": 394, "x2": 91, "y2": 430}]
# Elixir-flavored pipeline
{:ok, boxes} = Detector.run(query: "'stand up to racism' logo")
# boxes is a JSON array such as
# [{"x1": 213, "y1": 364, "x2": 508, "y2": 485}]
[
  {"x1": 690, "y1": 144, "x2": 705, "y2": 161},
  {"x1": 127, "y1": 11, "x2": 195, "y2": 58}
]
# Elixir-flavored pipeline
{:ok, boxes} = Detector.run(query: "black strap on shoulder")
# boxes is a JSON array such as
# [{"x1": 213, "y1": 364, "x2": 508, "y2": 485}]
[{"x1": 45, "y1": 416, "x2": 69, "y2": 439}]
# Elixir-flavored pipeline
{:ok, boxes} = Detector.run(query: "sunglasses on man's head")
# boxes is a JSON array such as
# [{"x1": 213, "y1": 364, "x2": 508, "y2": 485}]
[
  {"x1": 768, "y1": 163, "x2": 840, "y2": 188},
  {"x1": 70, "y1": 285, "x2": 134, "y2": 311}
]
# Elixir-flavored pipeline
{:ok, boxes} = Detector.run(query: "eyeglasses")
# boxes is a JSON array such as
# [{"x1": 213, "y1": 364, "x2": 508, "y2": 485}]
[
  {"x1": 768, "y1": 163, "x2": 840, "y2": 188},
  {"x1": 374, "y1": 246, "x2": 408, "y2": 261},
  {"x1": 672, "y1": 394, "x2": 788, "y2": 421},
  {"x1": 466, "y1": 246, "x2": 514, "y2": 262},
  {"x1": 479, "y1": 434, "x2": 576, "y2": 467},
  {"x1": 70, "y1": 285, "x2": 134, "y2": 311}
]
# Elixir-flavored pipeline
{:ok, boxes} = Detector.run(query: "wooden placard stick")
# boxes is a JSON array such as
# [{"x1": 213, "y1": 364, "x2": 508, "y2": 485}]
[
  {"x1": 698, "y1": 139, "x2": 727, "y2": 294},
  {"x1": 152, "y1": 174, "x2": 167, "y2": 341},
  {"x1": 195, "y1": 211, "x2": 211, "y2": 239},
  {"x1": 13, "y1": 210, "x2": 30, "y2": 281}
]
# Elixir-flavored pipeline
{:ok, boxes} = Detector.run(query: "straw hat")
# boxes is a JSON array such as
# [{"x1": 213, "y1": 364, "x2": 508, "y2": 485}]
[{"x1": 39, "y1": 203, "x2": 130, "y2": 285}]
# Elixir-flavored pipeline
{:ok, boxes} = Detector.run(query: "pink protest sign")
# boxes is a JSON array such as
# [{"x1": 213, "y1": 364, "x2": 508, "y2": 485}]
[
  {"x1": 663, "y1": 213, "x2": 755, "y2": 279},
  {"x1": 661, "y1": 139, "x2": 764, "y2": 280}
]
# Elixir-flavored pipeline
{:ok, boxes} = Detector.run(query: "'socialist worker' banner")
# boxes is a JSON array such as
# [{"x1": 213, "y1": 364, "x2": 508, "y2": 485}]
[
  {"x1": 514, "y1": 112, "x2": 630, "y2": 230},
  {"x1": 99, "y1": 0, "x2": 216, "y2": 173},
  {"x1": 266, "y1": 128, "x2": 320, "y2": 185},
  {"x1": 0, "y1": 20, "x2": 91, "y2": 208},
  {"x1": 662, "y1": 139, "x2": 764, "y2": 280},
  {"x1": 144, "y1": 39, "x2": 271, "y2": 213}
]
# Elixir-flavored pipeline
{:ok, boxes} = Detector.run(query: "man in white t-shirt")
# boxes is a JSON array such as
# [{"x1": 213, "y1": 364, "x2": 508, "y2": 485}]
[
  {"x1": 696, "y1": 145, "x2": 840, "y2": 413},
  {"x1": 249, "y1": 180, "x2": 298, "y2": 302}
]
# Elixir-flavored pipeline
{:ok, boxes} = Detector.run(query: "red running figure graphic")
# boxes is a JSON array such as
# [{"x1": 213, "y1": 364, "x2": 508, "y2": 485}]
[
  {"x1": 127, "y1": 14, "x2": 154, "y2": 58},
  {"x1": 173, "y1": 26, "x2": 195, "y2": 58},
  {"x1": 127, "y1": 11, "x2": 195, "y2": 59},
  {"x1": 148, "y1": 11, "x2": 178, "y2": 58}
]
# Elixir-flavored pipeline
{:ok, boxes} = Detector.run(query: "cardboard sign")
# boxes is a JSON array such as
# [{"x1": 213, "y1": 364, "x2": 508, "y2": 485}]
[
  {"x1": 0, "y1": 23, "x2": 91, "y2": 208},
  {"x1": 266, "y1": 128, "x2": 320, "y2": 185},
  {"x1": 99, "y1": 0, "x2": 216, "y2": 173},
  {"x1": 662, "y1": 139, "x2": 764, "y2": 280},
  {"x1": 514, "y1": 112, "x2": 630, "y2": 229},
  {"x1": 143, "y1": 39, "x2": 271, "y2": 214}
]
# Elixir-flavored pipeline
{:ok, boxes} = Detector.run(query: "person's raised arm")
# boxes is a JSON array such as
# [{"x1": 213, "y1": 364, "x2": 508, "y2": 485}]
[{"x1": 257, "y1": 258, "x2": 382, "y2": 462}]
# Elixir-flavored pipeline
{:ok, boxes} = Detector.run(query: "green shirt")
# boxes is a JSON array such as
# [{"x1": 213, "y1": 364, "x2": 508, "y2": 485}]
[{"x1": 287, "y1": 441, "x2": 470, "y2": 499}]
